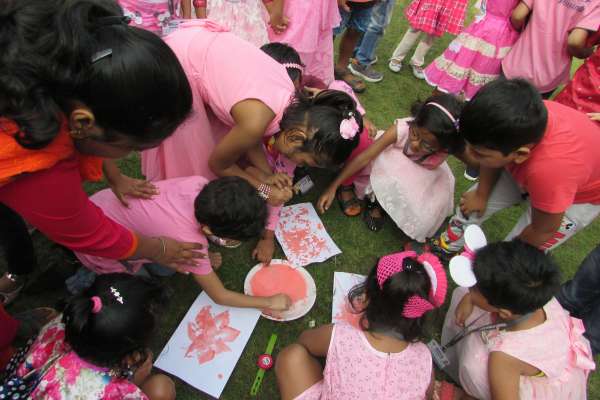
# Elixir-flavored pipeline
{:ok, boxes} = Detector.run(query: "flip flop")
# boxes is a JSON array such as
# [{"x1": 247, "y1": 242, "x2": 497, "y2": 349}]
[
  {"x1": 334, "y1": 67, "x2": 366, "y2": 93},
  {"x1": 336, "y1": 185, "x2": 362, "y2": 217},
  {"x1": 364, "y1": 199, "x2": 385, "y2": 232},
  {"x1": 206, "y1": 234, "x2": 242, "y2": 249}
]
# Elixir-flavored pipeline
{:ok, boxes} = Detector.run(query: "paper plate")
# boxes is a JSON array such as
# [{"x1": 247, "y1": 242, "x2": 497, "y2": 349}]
[{"x1": 244, "y1": 260, "x2": 317, "y2": 322}]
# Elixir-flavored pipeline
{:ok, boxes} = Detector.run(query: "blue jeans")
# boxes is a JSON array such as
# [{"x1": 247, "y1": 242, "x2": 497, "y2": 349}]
[
  {"x1": 333, "y1": 3, "x2": 375, "y2": 35},
  {"x1": 355, "y1": 0, "x2": 396, "y2": 65}
]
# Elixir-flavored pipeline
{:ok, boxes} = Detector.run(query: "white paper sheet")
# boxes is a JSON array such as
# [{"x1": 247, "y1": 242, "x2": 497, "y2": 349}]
[
  {"x1": 275, "y1": 203, "x2": 341, "y2": 267},
  {"x1": 331, "y1": 272, "x2": 366, "y2": 328},
  {"x1": 154, "y1": 292, "x2": 261, "y2": 398}
]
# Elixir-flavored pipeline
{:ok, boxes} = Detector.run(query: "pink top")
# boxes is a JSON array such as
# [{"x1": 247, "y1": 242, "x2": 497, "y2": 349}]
[
  {"x1": 318, "y1": 322, "x2": 432, "y2": 399},
  {"x1": 502, "y1": 0, "x2": 600, "y2": 92},
  {"x1": 76, "y1": 176, "x2": 211, "y2": 276},
  {"x1": 505, "y1": 101, "x2": 600, "y2": 213},
  {"x1": 457, "y1": 298, "x2": 594, "y2": 400}
]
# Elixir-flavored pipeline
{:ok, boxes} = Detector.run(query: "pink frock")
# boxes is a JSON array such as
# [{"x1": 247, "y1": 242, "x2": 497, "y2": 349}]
[
  {"x1": 424, "y1": 0, "x2": 520, "y2": 100},
  {"x1": 368, "y1": 118, "x2": 455, "y2": 242},
  {"x1": 206, "y1": 0, "x2": 270, "y2": 47},
  {"x1": 296, "y1": 322, "x2": 432, "y2": 400},
  {"x1": 442, "y1": 288, "x2": 595, "y2": 400},
  {"x1": 268, "y1": 0, "x2": 340, "y2": 85},
  {"x1": 141, "y1": 20, "x2": 295, "y2": 182},
  {"x1": 405, "y1": 0, "x2": 468, "y2": 37},
  {"x1": 119, "y1": 0, "x2": 181, "y2": 36}
]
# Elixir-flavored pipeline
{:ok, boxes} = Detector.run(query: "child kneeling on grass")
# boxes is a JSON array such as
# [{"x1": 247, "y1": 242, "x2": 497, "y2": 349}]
[
  {"x1": 75, "y1": 176, "x2": 291, "y2": 313},
  {"x1": 1, "y1": 274, "x2": 175, "y2": 399},
  {"x1": 441, "y1": 238, "x2": 595, "y2": 399},
  {"x1": 275, "y1": 251, "x2": 447, "y2": 399}
]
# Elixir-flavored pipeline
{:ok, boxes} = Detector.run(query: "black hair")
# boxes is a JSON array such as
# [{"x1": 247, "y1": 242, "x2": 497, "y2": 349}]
[
  {"x1": 410, "y1": 94, "x2": 464, "y2": 155},
  {"x1": 194, "y1": 176, "x2": 268, "y2": 240},
  {"x1": 63, "y1": 273, "x2": 168, "y2": 369},
  {"x1": 460, "y1": 78, "x2": 548, "y2": 155},
  {"x1": 260, "y1": 42, "x2": 304, "y2": 84},
  {"x1": 0, "y1": 0, "x2": 192, "y2": 149},
  {"x1": 281, "y1": 90, "x2": 362, "y2": 166},
  {"x1": 348, "y1": 256, "x2": 431, "y2": 342},
  {"x1": 473, "y1": 240, "x2": 561, "y2": 315}
]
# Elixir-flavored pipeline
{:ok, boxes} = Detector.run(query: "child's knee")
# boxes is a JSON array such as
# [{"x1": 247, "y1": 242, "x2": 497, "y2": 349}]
[
  {"x1": 142, "y1": 373, "x2": 176, "y2": 400},
  {"x1": 275, "y1": 343, "x2": 309, "y2": 377}
]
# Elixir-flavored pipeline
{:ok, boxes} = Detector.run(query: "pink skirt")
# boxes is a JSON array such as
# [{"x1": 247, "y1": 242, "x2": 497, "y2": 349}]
[{"x1": 405, "y1": 0, "x2": 468, "y2": 37}]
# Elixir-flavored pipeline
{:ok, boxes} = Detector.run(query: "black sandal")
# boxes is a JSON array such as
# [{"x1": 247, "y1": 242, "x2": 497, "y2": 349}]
[
  {"x1": 336, "y1": 185, "x2": 362, "y2": 217},
  {"x1": 364, "y1": 199, "x2": 385, "y2": 232}
]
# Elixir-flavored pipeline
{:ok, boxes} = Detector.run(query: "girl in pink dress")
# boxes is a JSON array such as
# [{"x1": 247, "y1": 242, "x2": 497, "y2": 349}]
[
  {"x1": 317, "y1": 94, "x2": 468, "y2": 240},
  {"x1": 119, "y1": 0, "x2": 190, "y2": 36},
  {"x1": 268, "y1": 0, "x2": 340, "y2": 85},
  {"x1": 441, "y1": 237, "x2": 595, "y2": 399},
  {"x1": 389, "y1": 0, "x2": 469, "y2": 79},
  {"x1": 424, "y1": 0, "x2": 521, "y2": 100},
  {"x1": 276, "y1": 251, "x2": 447, "y2": 400},
  {"x1": 192, "y1": 0, "x2": 270, "y2": 47}
]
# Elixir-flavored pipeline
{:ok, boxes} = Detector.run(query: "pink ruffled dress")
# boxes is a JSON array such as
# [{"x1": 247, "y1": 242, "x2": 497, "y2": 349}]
[
  {"x1": 268, "y1": 0, "x2": 340, "y2": 85},
  {"x1": 424, "y1": 0, "x2": 520, "y2": 100},
  {"x1": 141, "y1": 20, "x2": 295, "y2": 182},
  {"x1": 119, "y1": 0, "x2": 181, "y2": 36},
  {"x1": 442, "y1": 288, "x2": 595, "y2": 400},
  {"x1": 205, "y1": 0, "x2": 270, "y2": 47},
  {"x1": 296, "y1": 322, "x2": 432, "y2": 400}
]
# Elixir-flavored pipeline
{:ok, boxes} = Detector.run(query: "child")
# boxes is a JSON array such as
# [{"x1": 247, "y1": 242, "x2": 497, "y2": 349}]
[
  {"x1": 75, "y1": 176, "x2": 292, "y2": 313},
  {"x1": 1, "y1": 274, "x2": 175, "y2": 399},
  {"x1": 554, "y1": 28, "x2": 600, "y2": 121},
  {"x1": 501, "y1": 0, "x2": 600, "y2": 98},
  {"x1": 268, "y1": 0, "x2": 340, "y2": 85},
  {"x1": 442, "y1": 238, "x2": 594, "y2": 399},
  {"x1": 558, "y1": 244, "x2": 600, "y2": 356},
  {"x1": 119, "y1": 0, "x2": 191, "y2": 36},
  {"x1": 424, "y1": 0, "x2": 521, "y2": 100},
  {"x1": 275, "y1": 251, "x2": 447, "y2": 399},
  {"x1": 317, "y1": 94, "x2": 466, "y2": 239},
  {"x1": 192, "y1": 0, "x2": 271, "y2": 47},
  {"x1": 433, "y1": 79, "x2": 600, "y2": 256},
  {"x1": 389, "y1": 0, "x2": 469, "y2": 79}
]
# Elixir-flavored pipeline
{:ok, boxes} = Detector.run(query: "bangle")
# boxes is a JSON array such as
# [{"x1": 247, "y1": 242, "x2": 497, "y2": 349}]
[
  {"x1": 157, "y1": 237, "x2": 166, "y2": 258},
  {"x1": 257, "y1": 184, "x2": 271, "y2": 200}
]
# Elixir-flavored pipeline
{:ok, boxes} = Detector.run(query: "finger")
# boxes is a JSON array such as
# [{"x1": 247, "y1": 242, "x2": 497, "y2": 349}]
[
  {"x1": 116, "y1": 192, "x2": 130, "y2": 208},
  {"x1": 179, "y1": 242, "x2": 204, "y2": 250},
  {"x1": 180, "y1": 250, "x2": 207, "y2": 259},
  {"x1": 252, "y1": 248, "x2": 258, "y2": 260},
  {"x1": 262, "y1": 256, "x2": 271, "y2": 266}
]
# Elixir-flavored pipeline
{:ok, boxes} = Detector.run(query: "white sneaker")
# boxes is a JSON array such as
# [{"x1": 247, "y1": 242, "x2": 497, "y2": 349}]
[
  {"x1": 388, "y1": 59, "x2": 402, "y2": 73},
  {"x1": 411, "y1": 64, "x2": 426, "y2": 80}
]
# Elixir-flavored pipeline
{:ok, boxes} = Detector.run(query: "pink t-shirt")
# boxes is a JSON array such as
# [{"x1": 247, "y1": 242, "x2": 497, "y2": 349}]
[
  {"x1": 502, "y1": 0, "x2": 600, "y2": 92},
  {"x1": 506, "y1": 101, "x2": 600, "y2": 213},
  {"x1": 76, "y1": 176, "x2": 211, "y2": 276}
]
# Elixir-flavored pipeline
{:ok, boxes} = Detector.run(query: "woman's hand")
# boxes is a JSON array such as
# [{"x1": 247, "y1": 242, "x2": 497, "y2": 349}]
[
  {"x1": 108, "y1": 174, "x2": 158, "y2": 207},
  {"x1": 268, "y1": 185, "x2": 293, "y2": 206},
  {"x1": 455, "y1": 293, "x2": 474, "y2": 327},
  {"x1": 151, "y1": 237, "x2": 206, "y2": 273},
  {"x1": 317, "y1": 186, "x2": 337, "y2": 214},
  {"x1": 265, "y1": 173, "x2": 293, "y2": 190},
  {"x1": 252, "y1": 231, "x2": 276, "y2": 265}
]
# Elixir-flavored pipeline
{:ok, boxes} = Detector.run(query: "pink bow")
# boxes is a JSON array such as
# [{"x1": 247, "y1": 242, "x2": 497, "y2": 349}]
[{"x1": 340, "y1": 116, "x2": 359, "y2": 140}]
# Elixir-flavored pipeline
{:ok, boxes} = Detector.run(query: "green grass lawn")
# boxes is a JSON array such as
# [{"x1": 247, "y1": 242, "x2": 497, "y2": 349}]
[{"x1": 3, "y1": 0, "x2": 599, "y2": 398}]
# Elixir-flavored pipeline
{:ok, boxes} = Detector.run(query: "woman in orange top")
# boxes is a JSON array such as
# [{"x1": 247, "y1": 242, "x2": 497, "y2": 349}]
[{"x1": 0, "y1": 0, "x2": 203, "y2": 304}]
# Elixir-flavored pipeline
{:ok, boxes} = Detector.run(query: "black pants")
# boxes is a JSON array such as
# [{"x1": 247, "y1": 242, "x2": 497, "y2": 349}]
[
  {"x1": 557, "y1": 244, "x2": 600, "y2": 355},
  {"x1": 0, "y1": 202, "x2": 36, "y2": 276}
]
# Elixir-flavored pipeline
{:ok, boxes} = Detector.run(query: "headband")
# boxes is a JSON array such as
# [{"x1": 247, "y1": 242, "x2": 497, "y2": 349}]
[
  {"x1": 340, "y1": 111, "x2": 360, "y2": 140},
  {"x1": 426, "y1": 102, "x2": 459, "y2": 130},
  {"x1": 449, "y1": 225, "x2": 487, "y2": 287},
  {"x1": 282, "y1": 63, "x2": 304, "y2": 72},
  {"x1": 376, "y1": 251, "x2": 447, "y2": 318}
]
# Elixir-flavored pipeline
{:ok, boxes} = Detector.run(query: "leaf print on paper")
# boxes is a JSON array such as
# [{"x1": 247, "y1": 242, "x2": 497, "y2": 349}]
[{"x1": 185, "y1": 306, "x2": 241, "y2": 365}]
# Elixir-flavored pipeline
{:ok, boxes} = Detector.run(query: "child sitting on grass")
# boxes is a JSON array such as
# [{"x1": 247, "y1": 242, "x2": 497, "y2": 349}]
[
  {"x1": 275, "y1": 251, "x2": 446, "y2": 399},
  {"x1": 75, "y1": 176, "x2": 292, "y2": 313},
  {"x1": 442, "y1": 237, "x2": 595, "y2": 399}
]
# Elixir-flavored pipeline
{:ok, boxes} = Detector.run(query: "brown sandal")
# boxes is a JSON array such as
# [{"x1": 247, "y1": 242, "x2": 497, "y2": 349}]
[
  {"x1": 334, "y1": 67, "x2": 366, "y2": 93},
  {"x1": 336, "y1": 185, "x2": 362, "y2": 217}
]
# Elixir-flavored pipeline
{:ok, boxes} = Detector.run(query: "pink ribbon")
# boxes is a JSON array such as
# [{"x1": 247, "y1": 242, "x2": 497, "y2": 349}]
[{"x1": 461, "y1": 243, "x2": 476, "y2": 262}]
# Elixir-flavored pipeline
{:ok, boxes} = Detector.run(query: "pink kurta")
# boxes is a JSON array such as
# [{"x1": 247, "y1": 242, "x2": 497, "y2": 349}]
[
  {"x1": 141, "y1": 20, "x2": 295, "y2": 181},
  {"x1": 442, "y1": 288, "x2": 595, "y2": 400}
]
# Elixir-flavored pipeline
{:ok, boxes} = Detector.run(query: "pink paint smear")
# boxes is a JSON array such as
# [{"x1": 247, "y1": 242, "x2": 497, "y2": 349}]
[
  {"x1": 279, "y1": 206, "x2": 330, "y2": 264},
  {"x1": 334, "y1": 298, "x2": 365, "y2": 329},
  {"x1": 185, "y1": 305, "x2": 240, "y2": 364},
  {"x1": 250, "y1": 263, "x2": 307, "y2": 303}
]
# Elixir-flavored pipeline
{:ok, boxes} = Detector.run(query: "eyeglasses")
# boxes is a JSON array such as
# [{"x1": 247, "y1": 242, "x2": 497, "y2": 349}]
[{"x1": 408, "y1": 125, "x2": 439, "y2": 154}]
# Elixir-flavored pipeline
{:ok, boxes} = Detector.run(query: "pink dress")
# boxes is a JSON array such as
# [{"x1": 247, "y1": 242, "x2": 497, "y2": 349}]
[
  {"x1": 268, "y1": 0, "x2": 340, "y2": 85},
  {"x1": 367, "y1": 118, "x2": 454, "y2": 242},
  {"x1": 75, "y1": 176, "x2": 212, "y2": 276},
  {"x1": 206, "y1": 0, "x2": 269, "y2": 47},
  {"x1": 405, "y1": 0, "x2": 468, "y2": 37},
  {"x1": 119, "y1": 0, "x2": 181, "y2": 36},
  {"x1": 442, "y1": 288, "x2": 595, "y2": 400},
  {"x1": 141, "y1": 20, "x2": 295, "y2": 182},
  {"x1": 12, "y1": 317, "x2": 147, "y2": 399},
  {"x1": 296, "y1": 322, "x2": 432, "y2": 400},
  {"x1": 424, "y1": 0, "x2": 521, "y2": 100}
]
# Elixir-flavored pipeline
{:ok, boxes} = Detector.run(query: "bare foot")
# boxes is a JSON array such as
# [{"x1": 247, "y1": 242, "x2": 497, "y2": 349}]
[{"x1": 209, "y1": 252, "x2": 222, "y2": 270}]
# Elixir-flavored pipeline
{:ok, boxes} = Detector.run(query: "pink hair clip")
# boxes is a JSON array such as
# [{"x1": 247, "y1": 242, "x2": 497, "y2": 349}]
[
  {"x1": 282, "y1": 63, "x2": 304, "y2": 72},
  {"x1": 449, "y1": 225, "x2": 487, "y2": 288},
  {"x1": 340, "y1": 113, "x2": 359, "y2": 140},
  {"x1": 91, "y1": 296, "x2": 103, "y2": 314},
  {"x1": 376, "y1": 251, "x2": 447, "y2": 319}
]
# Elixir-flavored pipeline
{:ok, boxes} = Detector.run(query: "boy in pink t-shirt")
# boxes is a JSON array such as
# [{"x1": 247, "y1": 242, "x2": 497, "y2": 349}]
[
  {"x1": 502, "y1": 0, "x2": 600, "y2": 97},
  {"x1": 433, "y1": 79, "x2": 600, "y2": 255},
  {"x1": 76, "y1": 176, "x2": 292, "y2": 313}
]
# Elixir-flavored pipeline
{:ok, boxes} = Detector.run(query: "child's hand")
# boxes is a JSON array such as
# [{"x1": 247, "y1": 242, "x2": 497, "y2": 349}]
[
  {"x1": 268, "y1": 185, "x2": 293, "y2": 206},
  {"x1": 317, "y1": 186, "x2": 337, "y2": 214},
  {"x1": 108, "y1": 174, "x2": 159, "y2": 207},
  {"x1": 267, "y1": 293, "x2": 292, "y2": 311},
  {"x1": 303, "y1": 87, "x2": 324, "y2": 98},
  {"x1": 252, "y1": 234, "x2": 275, "y2": 265},
  {"x1": 338, "y1": 0, "x2": 351, "y2": 12},
  {"x1": 363, "y1": 117, "x2": 377, "y2": 139},
  {"x1": 588, "y1": 113, "x2": 600, "y2": 122},
  {"x1": 460, "y1": 191, "x2": 488, "y2": 217},
  {"x1": 455, "y1": 293, "x2": 474, "y2": 327},
  {"x1": 265, "y1": 173, "x2": 293, "y2": 190},
  {"x1": 268, "y1": 10, "x2": 289, "y2": 34}
]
